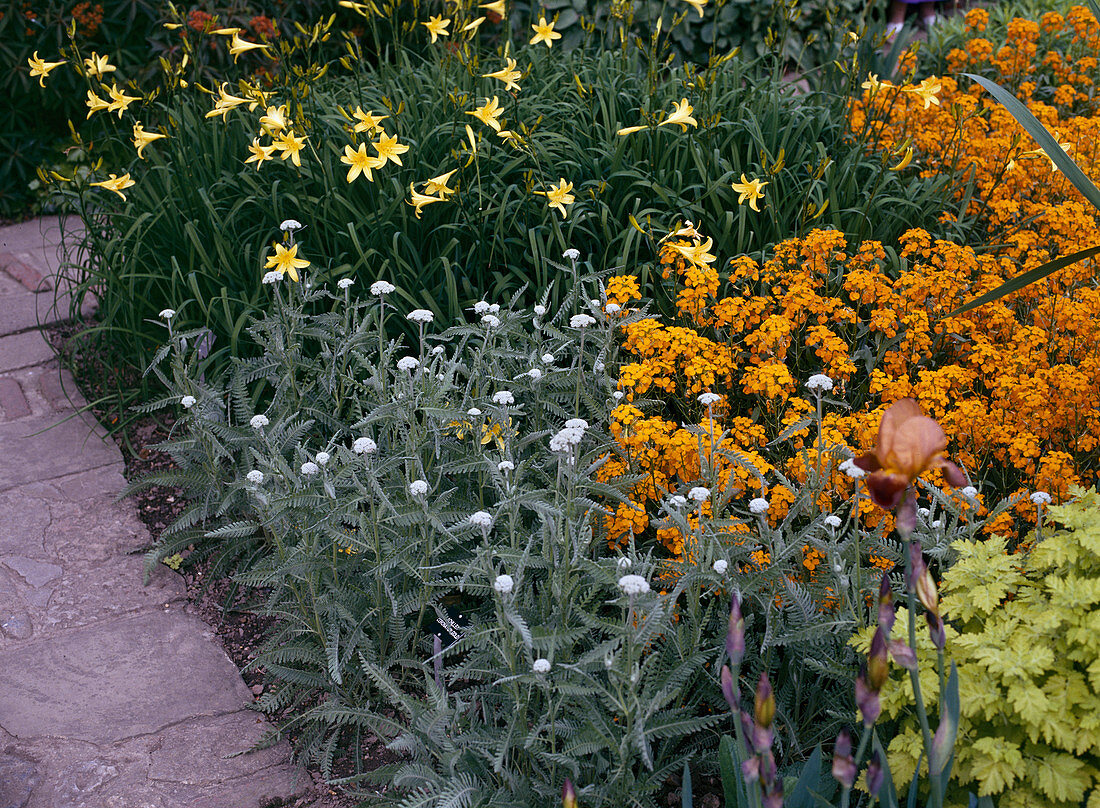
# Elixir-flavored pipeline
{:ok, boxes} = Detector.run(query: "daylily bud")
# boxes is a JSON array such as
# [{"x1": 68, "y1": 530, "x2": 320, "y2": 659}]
[
  {"x1": 855, "y1": 671, "x2": 881, "y2": 727},
  {"x1": 726, "y1": 593, "x2": 745, "y2": 667},
  {"x1": 877, "y1": 573, "x2": 895, "y2": 634},
  {"x1": 868, "y1": 628, "x2": 890, "y2": 691},
  {"x1": 926, "y1": 611, "x2": 946, "y2": 650},
  {"x1": 888, "y1": 639, "x2": 918, "y2": 670},
  {"x1": 753, "y1": 672, "x2": 775, "y2": 729},
  {"x1": 916, "y1": 568, "x2": 939, "y2": 614},
  {"x1": 562, "y1": 778, "x2": 577, "y2": 808},
  {"x1": 832, "y1": 729, "x2": 856, "y2": 788},
  {"x1": 720, "y1": 664, "x2": 739, "y2": 710},
  {"x1": 867, "y1": 750, "x2": 884, "y2": 794}
]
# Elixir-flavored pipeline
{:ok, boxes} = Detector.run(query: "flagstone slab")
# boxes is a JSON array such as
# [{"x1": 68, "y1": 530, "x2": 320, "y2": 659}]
[{"x1": 0, "y1": 414, "x2": 120, "y2": 491}]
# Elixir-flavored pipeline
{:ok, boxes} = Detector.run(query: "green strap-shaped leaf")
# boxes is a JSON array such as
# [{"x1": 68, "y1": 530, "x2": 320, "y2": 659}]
[
  {"x1": 964, "y1": 72, "x2": 1100, "y2": 210},
  {"x1": 947, "y1": 244, "x2": 1100, "y2": 316}
]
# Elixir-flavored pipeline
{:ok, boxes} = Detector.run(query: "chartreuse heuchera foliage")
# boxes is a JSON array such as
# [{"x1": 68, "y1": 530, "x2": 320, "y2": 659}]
[{"x1": 858, "y1": 489, "x2": 1100, "y2": 808}]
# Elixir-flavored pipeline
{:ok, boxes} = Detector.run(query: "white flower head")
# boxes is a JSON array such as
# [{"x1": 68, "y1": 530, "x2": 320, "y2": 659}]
[
  {"x1": 541, "y1": 353, "x2": 555, "y2": 363},
  {"x1": 407, "y1": 309, "x2": 434, "y2": 324},
  {"x1": 712, "y1": 559, "x2": 728, "y2": 575},
  {"x1": 352, "y1": 436, "x2": 377, "y2": 454},
  {"x1": 397, "y1": 356, "x2": 420, "y2": 372},
  {"x1": 605, "y1": 303, "x2": 621, "y2": 315},
  {"x1": 749, "y1": 497, "x2": 770, "y2": 514},
  {"x1": 563, "y1": 248, "x2": 581, "y2": 261},
  {"x1": 301, "y1": 461, "x2": 320, "y2": 476},
  {"x1": 960, "y1": 485, "x2": 978, "y2": 499},
  {"x1": 470, "y1": 510, "x2": 494, "y2": 530},
  {"x1": 180, "y1": 395, "x2": 196, "y2": 409},
  {"x1": 337, "y1": 278, "x2": 354, "y2": 289},
  {"x1": 279, "y1": 219, "x2": 303, "y2": 232},
  {"x1": 617, "y1": 574, "x2": 650, "y2": 596},
  {"x1": 430, "y1": 345, "x2": 445, "y2": 355},
  {"x1": 688, "y1": 486, "x2": 711, "y2": 503},
  {"x1": 492, "y1": 391, "x2": 514, "y2": 405},
  {"x1": 489, "y1": 303, "x2": 500, "y2": 314},
  {"x1": 159, "y1": 308, "x2": 176, "y2": 320},
  {"x1": 549, "y1": 427, "x2": 584, "y2": 453},
  {"x1": 481, "y1": 314, "x2": 500, "y2": 328},
  {"x1": 806, "y1": 374, "x2": 834, "y2": 393},
  {"x1": 838, "y1": 458, "x2": 866, "y2": 479},
  {"x1": 250, "y1": 414, "x2": 269, "y2": 429},
  {"x1": 315, "y1": 451, "x2": 330, "y2": 466},
  {"x1": 532, "y1": 657, "x2": 552, "y2": 673},
  {"x1": 698, "y1": 392, "x2": 721, "y2": 406},
  {"x1": 570, "y1": 313, "x2": 596, "y2": 329},
  {"x1": 565, "y1": 418, "x2": 588, "y2": 430},
  {"x1": 409, "y1": 479, "x2": 429, "y2": 496},
  {"x1": 669, "y1": 495, "x2": 688, "y2": 509},
  {"x1": 931, "y1": 520, "x2": 942, "y2": 529},
  {"x1": 617, "y1": 556, "x2": 632, "y2": 570},
  {"x1": 526, "y1": 368, "x2": 543, "y2": 381},
  {"x1": 533, "y1": 305, "x2": 547, "y2": 317},
  {"x1": 246, "y1": 470, "x2": 264, "y2": 485},
  {"x1": 612, "y1": 391, "x2": 624, "y2": 401},
  {"x1": 498, "y1": 460, "x2": 515, "y2": 472},
  {"x1": 1031, "y1": 491, "x2": 1052, "y2": 505},
  {"x1": 492, "y1": 573, "x2": 513, "y2": 594},
  {"x1": 467, "y1": 407, "x2": 483, "y2": 416},
  {"x1": 824, "y1": 514, "x2": 842, "y2": 528},
  {"x1": 370, "y1": 280, "x2": 395, "y2": 295},
  {"x1": 262, "y1": 270, "x2": 283, "y2": 285},
  {"x1": 473, "y1": 301, "x2": 491, "y2": 314}
]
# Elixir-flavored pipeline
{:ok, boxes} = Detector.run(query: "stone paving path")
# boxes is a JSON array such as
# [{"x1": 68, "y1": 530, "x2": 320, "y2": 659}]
[{"x1": 0, "y1": 218, "x2": 305, "y2": 808}]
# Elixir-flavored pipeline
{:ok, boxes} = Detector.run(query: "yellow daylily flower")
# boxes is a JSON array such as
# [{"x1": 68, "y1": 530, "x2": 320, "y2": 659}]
[
  {"x1": 668, "y1": 236, "x2": 717, "y2": 267},
  {"x1": 341, "y1": 143, "x2": 384, "y2": 182},
  {"x1": 467, "y1": 96, "x2": 503, "y2": 132},
  {"x1": 86, "y1": 89, "x2": 110, "y2": 118},
  {"x1": 496, "y1": 129, "x2": 520, "y2": 146},
  {"x1": 658, "y1": 98, "x2": 697, "y2": 131},
  {"x1": 616, "y1": 125, "x2": 648, "y2": 136},
  {"x1": 1021, "y1": 135, "x2": 1074, "y2": 173},
  {"x1": 90, "y1": 173, "x2": 135, "y2": 200},
  {"x1": 424, "y1": 169, "x2": 457, "y2": 198},
  {"x1": 730, "y1": 174, "x2": 767, "y2": 212},
  {"x1": 351, "y1": 107, "x2": 388, "y2": 134},
  {"x1": 28, "y1": 52, "x2": 65, "y2": 87},
  {"x1": 83, "y1": 52, "x2": 116, "y2": 78},
  {"x1": 462, "y1": 16, "x2": 487, "y2": 32},
  {"x1": 373, "y1": 132, "x2": 409, "y2": 167},
  {"x1": 211, "y1": 27, "x2": 242, "y2": 35},
  {"x1": 683, "y1": 0, "x2": 707, "y2": 17},
  {"x1": 106, "y1": 82, "x2": 140, "y2": 117},
  {"x1": 535, "y1": 178, "x2": 575, "y2": 219},
  {"x1": 274, "y1": 130, "x2": 308, "y2": 166},
  {"x1": 483, "y1": 57, "x2": 522, "y2": 92},
  {"x1": 479, "y1": 0, "x2": 506, "y2": 16},
  {"x1": 904, "y1": 76, "x2": 942, "y2": 109},
  {"x1": 423, "y1": 15, "x2": 451, "y2": 43},
  {"x1": 245, "y1": 138, "x2": 278, "y2": 168},
  {"x1": 259, "y1": 105, "x2": 289, "y2": 135},
  {"x1": 861, "y1": 73, "x2": 894, "y2": 94},
  {"x1": 530, "y1": 16, "x2": 561, "y2": 47},
  {"x1": 132, "y1": 123, "x2": 167, "y2": 159},
  {"x1": 205, "y1": 83, "x2": 249, "y2": 120},
  {"x1": 264, "y1": 243, "x2": 309, "y2": 282},
  {"x1": 889, "y1": 146, "x2": 914, "y2": 171},
  {"x1": 228, "y1": 32, "x2": 271, "y2": 62},
  {"x1": 408, "y1": 183, "x2": 445, "y2": 219}
]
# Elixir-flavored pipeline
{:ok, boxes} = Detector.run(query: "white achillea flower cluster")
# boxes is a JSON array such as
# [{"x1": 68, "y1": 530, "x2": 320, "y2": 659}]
[
  {"x1": 824, "y1": 514, "x2": 842, "y2": 528},
  {"x1": 525, "y1": 368, "x2": 542, "y2": 381},
  {"x1": 605, "y1": 303, "x2": 621, "y2": 314},
  {"x1": 688, "y1": 487, "x2": 710, "y2": 502},
  {"x1": 246, "y1": 470, "x2": 264, "y2": 485},
  {"x1": 712, "y1": 559, "x2": 728, "y2": 574},
  {"x1": 352, "y1": 437, "x2": 377, "y2": 454},
  {"x1": 315, "y1": 451, "x2": 330, "y2": 466},
  {"x1": 337, "y1": 278, "x2": 354, "y2": 289},
  {"x1": 159, "y1": 308, "x2": 176, "y2": 320},
  {"x1": 749, "y1": 497, "x2": 770, "y2": 514},
  {"x1": 467, "y1": 407, "x2": 482, "y2": 416},
  {"x1": 407, "y1": 309, "x2": 434, "y2": 324},
  {"x1": 250, "y1": 414, "x2": 269, "y2": 429},
  {"x1": 532, "y1": 658, "x2": 551, "y2": 673},
  {"x1": 470, "y1": 511, "x2": 493, "y2": 529},
  {"x1": 960, "y1": 486, "x2": 978, "y2": 500},
  {"x1": 541, "y1": 353, "x2": 555, "y2": 363},
  {"x1": 497, "y1": 460, "x2": 514, "y2": 472},
  {"x1": 805, "y1": 374, "x2": 834, "y2": 393},
  {"x1": 562, "y1": 248, "x2": 580, "y2": 261},
  {"x1": 617, "y1": 557, "x2": 632, "y2": 570},
  {"x1": 492, "y1": 573, "x2": 513, "y2": 593},
  {"x1": 473, "y1": 301, "x2": 491, "y2": 314},
  {"x1": 180, "y1": 395, "x2": 196, "y2": 408},
  {"x1": 409, "y1": 480, "x2": 429, "y2": 496},
  {"x1": 481, "y1": 314, "x2": 500, "y2": 328},
  {"x1": 397, "y1": 356, "x2": 420, "y2": 371},
  {"x1": 533, "y1": 305, "x2": 547, "y2": 316},
  {"x1": 698, "y1": 392, "x2": 721, "y2": 406},
  {"x1": 370, "y1": 280, "x2": 395, "y2": 295},
  {"x1": 279, "y1": 219, "x2": 302, "y2": 232},
  {"x1": 492, "y1": 391, "x2": 514, "y2": 405},
  {"x1": 565, "y1": 418, "x2": 588, "y2": 430},
  {"x1": 1031, "y1": 491, "x2": 1052, "y2": 505},
  {"x1": 617, "y1": 574, "x2": 650, "y2": 596},
  {"x1": 570, "y1": 314, "x2": 595, "y2": 328},
  {"x1": 262, "y1": 271, "x2": 283, "y2": 285},
  {"x1": 301, "y1": 461, "x2": 320, "y2": 476},
  {"x1": 838, "y1": 459, "x2": 865, "y2": 479},
  {"x1": 669, "y1": 495, "x2": 687, "y2": 508},
  {"x1": 549, "y1": 427, "x2": 584, "y2": 453}
]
